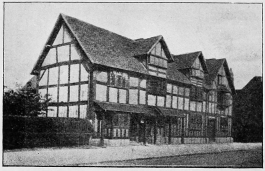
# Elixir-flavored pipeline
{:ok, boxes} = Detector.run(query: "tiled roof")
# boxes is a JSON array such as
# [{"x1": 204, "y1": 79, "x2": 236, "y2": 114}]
[
  {"x1": 205, "y1": 58, "x2": 225, "y2": 82},
  {"x1": 94, "y1": 101, "x2": 158, "y2": 116},
  {"x1": 62, "y1": 14, "x2": 152, "y2": 74},
  {"x1": 167, "y1": 62, "x2": 191, "y2": 84},
  {"x1": 173, "y1": 51, "x2": 202, "y2": 69}
]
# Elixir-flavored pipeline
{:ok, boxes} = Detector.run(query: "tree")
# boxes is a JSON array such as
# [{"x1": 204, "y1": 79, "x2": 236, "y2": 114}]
[{"x1": 3, "y1": 87, "x2": 50, "y2": 117}]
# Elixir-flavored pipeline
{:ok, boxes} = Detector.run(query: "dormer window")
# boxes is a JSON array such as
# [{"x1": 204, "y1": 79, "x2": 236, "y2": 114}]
[{"x1": 149, "y1": 42, "x2": 168, "y2": 68}]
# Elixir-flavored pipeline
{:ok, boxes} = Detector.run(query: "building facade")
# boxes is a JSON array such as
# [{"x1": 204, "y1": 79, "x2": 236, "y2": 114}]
[{"x1": 31, "y1": 14, "x2": 235, "y2": 146}]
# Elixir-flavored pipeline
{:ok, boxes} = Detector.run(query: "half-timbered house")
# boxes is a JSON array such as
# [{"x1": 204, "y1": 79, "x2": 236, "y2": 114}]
[{"x1": 31, "y1": 14, "x2": 235, "y2": 146}]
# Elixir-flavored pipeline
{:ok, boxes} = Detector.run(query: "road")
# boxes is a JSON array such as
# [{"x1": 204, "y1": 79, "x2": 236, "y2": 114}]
[{"x1": 87, "y1": 148, "x2": 262, "y2": 167}]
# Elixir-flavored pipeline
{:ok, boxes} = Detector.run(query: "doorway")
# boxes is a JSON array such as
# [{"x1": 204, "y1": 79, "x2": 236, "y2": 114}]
[{"x1": 207, "y1": 118, "x2": 216, "y2": 142}]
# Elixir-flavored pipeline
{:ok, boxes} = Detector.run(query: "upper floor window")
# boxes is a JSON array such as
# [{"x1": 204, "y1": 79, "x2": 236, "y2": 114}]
[
  {"x1": 149, "y1": 42, "x2": 168, "y2": 69},
  {"x1": 190, "y1": 86, "x2": 203, "y2": 102},
  {"x1": 147, "y1": 77, "x2": 166, "y2": 96},
  {"x1": 217, "y1": 92, "x2": 232, "y2": 110},
  {"x1": 191, "y1": 58, "x2": 204, "y2": 79},
  {"x1": 110, "y1": 71, "x2": 128, "y2": 88}
]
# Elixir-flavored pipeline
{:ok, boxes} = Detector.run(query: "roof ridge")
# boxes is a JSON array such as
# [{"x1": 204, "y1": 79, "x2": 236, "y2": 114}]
[
  {"x1": 62, "y1": 13, "x2": 135, "y2": 43},
  {"x1": 173, "y1": 51, "x2": 202, "y2": 57}
]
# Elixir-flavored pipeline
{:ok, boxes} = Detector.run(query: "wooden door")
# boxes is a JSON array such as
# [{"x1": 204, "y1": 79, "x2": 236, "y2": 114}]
[{"x1": 207, "y1": 119, "x2": 216, "y2": 142}]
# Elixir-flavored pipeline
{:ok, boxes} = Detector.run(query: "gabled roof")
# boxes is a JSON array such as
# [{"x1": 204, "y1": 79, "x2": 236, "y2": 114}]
[
  {"x1": 167, "y1": 62, "x2": 191, "y2": 84},
  {"x1": 205, "y1": 58, "x2": 225, "y2": 82},
  {"x1": 32, "y1": 14, "x2": 173, "y2": 75},
  {"x1": 206, "y1": 58, "x2": 236, "y2": 94},
  {"x1": 173, "y1": 51, "x2": 208, "y2": 73}
]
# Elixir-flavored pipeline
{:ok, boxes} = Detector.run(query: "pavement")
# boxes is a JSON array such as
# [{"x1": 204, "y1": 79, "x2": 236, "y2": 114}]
[{"x1": 3, "y1": 142, "x2": 262, "y2": 166}]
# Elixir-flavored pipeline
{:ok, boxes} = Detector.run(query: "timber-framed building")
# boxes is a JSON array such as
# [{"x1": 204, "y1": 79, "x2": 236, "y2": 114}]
[{"x1": 31, "y1": 14, "x2": 235, "y2": 146}]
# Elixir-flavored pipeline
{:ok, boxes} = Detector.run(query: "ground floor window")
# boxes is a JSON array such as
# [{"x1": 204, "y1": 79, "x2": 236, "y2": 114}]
[{"x1": 188, "y1": 114, "x2": 203, "y2": 137}]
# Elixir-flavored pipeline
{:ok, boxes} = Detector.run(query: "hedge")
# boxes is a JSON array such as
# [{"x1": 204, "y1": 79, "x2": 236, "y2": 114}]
[{"x1": 3, "y1": 115, "x2": 94, "y2": 149}]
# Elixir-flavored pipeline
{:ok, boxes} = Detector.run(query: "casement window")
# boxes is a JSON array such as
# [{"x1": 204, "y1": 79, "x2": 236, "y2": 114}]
[
  {"x1": 217, "y1": 92, "x2": 232, "y2": 110},
  {"x1": 147, "y1": 77, "x2": 166, "y2": 96},
  {"x1": 190, "y1": 86, "x2": 203, "y2": 101},
  {"x1": 149, "y1": 55, "x2": 168, "y2": 68},
  {"x1": 110, "y1": 71, "x2": 128, "y2": 88},
  {"x1": 171, "y1": 118, "x2": 183, "y2": 137},
  {"x1": 189, "y1": 114, "x2": 202, "y2": 131},
  {"x1": 220, "y1": 117, "x2": 228, "y2": 132}
]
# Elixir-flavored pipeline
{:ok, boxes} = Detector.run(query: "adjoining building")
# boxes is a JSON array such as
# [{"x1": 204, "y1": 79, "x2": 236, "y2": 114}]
[
  {"x1": 31, "y1": 14, "x2": 235, "y2": 146},
  {"x1": 233, "y1": 76, "x2": 262, "y2": 142}
]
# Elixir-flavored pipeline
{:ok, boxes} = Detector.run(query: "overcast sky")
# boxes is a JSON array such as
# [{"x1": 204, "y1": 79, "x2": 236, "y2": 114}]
[{"x1": 4, "y1": 2, "x2": 262, "y2": 89}]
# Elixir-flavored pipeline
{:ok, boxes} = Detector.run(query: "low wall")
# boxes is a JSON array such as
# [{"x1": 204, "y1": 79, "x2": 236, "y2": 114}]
[
  {"x1": 215, "y1": 137, "x2": 233, "y2": 143},
  {"x1": 90, "y1": 139, "x2": 130, "y2": 147}
]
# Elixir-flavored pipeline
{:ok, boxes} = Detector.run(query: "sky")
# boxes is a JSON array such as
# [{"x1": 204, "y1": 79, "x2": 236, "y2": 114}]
[{"x1": 4, "y1": 2, "x2": 262, "y2": 89}]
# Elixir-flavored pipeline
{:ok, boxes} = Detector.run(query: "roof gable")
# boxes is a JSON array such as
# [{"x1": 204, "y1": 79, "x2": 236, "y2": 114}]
[
  {"x1": 206, "y1": 58, "x2": 235, "y2": 94},
  {"x1": 173, "y1": 51, "x2": 208, "y2": 73}
]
